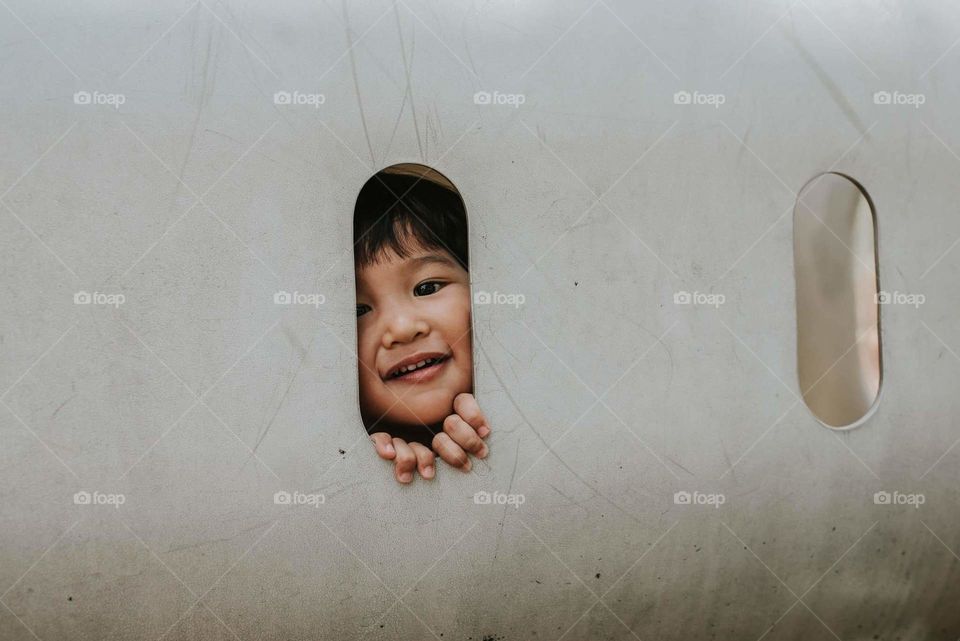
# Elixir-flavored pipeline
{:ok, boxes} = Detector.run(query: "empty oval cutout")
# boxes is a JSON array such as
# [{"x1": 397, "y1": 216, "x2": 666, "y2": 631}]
[
  {"x1": 353, "y1": 163, "x2": 474, "y2": 446},
  {"x1": 794, "y1": 172, "x2": 881, "y2": 429}
]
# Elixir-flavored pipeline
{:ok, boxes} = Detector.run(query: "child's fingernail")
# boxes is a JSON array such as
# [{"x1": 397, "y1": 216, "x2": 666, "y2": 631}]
[
  {"x1": 478, "y1": 426, "x2": 490, "y2": 438},
  {"x1": 478, "y1": 445, "x2": 489, "y2": 459},
  {"x1": 462, "y1": 459, "x2": 472, "y2": 473},
  {"x1": 423, "y1": 465, "x2": 435, "y2": 479},
  {"x1": 399, "y1": 471, "x2": 413, "y2": 483},
  {"x1": 385, "y1": 443, "x2": 395, "y2": 455}
]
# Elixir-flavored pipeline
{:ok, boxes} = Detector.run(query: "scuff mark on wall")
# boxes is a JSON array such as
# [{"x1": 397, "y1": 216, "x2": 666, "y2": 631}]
[
  {"x1": 343, "y1": 0, "x2": 376, "y2": 166},
  {"x1": 783, "y1": 30, "x2": 870, "y2": 136},
  {"x1": 248, "y1": 324, "x2": 313, "y2": 459},
  {"x1": 478, "y1": 341, "x2": 644, "y2": 524},
  {"x1": 393, "y1": 4, "x2": 424, "y2": 162}
]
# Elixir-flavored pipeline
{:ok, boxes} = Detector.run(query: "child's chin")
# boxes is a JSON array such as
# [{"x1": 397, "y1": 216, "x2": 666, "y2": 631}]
[
  {"x1": 392, "y1": 390, "x2": 455, "y2": 427},
  {"x1": 397, "y1": 405, "x2": 449, "y2": 428}
]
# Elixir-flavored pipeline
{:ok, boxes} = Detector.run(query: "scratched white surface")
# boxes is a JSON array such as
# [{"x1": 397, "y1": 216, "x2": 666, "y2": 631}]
[{"x1": 1, "y1": 1, "x2": 959, "y2": 640}]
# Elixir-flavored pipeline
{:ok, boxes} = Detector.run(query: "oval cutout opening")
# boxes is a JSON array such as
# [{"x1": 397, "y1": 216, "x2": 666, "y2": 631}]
[
  {"x1": 793, "y1": 172, "x2": 882, "y2": 429},
  {"x1": 352, "y1": 163, "x2": 474, "y2": 446}
]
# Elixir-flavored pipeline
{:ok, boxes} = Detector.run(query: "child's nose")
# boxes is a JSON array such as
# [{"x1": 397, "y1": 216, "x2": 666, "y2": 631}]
[{"x1": 381, "y1": 309, "x2": 429, "y2": 348}]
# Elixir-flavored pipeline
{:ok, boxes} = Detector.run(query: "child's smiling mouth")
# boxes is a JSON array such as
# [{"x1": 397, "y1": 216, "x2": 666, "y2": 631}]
[{"x1": 384, "y1": 352, "x2": 450, "y2": 383}]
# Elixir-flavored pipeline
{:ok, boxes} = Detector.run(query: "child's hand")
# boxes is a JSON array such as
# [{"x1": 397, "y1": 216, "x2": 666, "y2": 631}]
[
  {"x1": 431, "y1": 393, "x2": 490, "y2": 473},
  {"x1": 369, "y1": 393, "x2": 491, "y2": 483},
  {"x1": 370, "y1": 432, "x2": 436, "y2": 484}
]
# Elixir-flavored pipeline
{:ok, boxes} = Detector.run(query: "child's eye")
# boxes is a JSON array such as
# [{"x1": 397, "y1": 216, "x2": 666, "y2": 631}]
[
  {"x1": 414, "y1": 281, "x2": 444, "y2": 297},
  {"x1": 356, "y1": 303, "x2": 372, "y2": 317}
]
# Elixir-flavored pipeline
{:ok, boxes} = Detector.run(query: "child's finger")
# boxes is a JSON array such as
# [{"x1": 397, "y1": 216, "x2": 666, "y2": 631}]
[
  {"x1": 392, "y1": 438, "x2": 417, "y2": 484},
  {"x1": 369, "y1": 432, "x2": 396, "y2": 460},
  {"x1": 432, "y1": 433, "x2": 472, "y2": 472},
  {"x1": 443, "y1": 414, "x2": 488, "y2": 459},
  {"x1": 453, "y1": 393, "x2": 491, "y2": 438},
  {"x1": 409, "y1": 442, "x2": 436, "y2": 480}
]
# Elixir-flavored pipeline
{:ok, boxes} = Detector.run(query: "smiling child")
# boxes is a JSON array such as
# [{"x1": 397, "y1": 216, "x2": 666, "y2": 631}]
[{"x1": 354, "y1": 165, "x2": 490, "y2": 484}]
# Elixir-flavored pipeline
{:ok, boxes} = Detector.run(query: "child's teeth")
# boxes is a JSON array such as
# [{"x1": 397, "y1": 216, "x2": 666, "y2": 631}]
[{"x1": 393, "y1": 356, "x2": 445, "y2": 378}]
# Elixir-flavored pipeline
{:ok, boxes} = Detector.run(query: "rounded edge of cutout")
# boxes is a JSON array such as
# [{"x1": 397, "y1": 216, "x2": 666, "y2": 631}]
[{"x1": 793, "y1": 171, "x2": 883, "y2": 431}]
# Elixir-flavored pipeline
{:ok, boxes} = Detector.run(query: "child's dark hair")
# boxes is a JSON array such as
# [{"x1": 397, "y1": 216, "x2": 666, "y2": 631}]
[{"x1": 354, "y1": 168, "x2": 468, "y2": 271}]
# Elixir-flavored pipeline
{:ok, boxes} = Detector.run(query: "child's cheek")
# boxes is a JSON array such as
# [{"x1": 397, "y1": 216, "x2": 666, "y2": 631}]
[
  {"x1": 356, "y1": 333, "x2": 379, "y2": 398},
  {"x1": 446, "y1": 285, "x2": 473, "y2": 334},
  {"x1": 357, "y1": 323, "x2": 377, "y2": 369}
]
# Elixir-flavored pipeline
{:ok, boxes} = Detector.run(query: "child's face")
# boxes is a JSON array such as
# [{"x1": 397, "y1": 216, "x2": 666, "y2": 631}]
[{"x1": 355, "y1": 244, "x2": 473, "y2": 429}]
